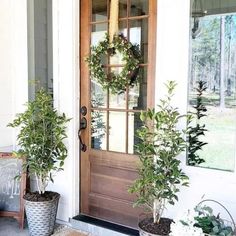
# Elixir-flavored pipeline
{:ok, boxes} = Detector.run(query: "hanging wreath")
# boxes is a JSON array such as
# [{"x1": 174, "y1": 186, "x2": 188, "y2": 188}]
[{"x1": 86, "y1": 33, "x2": 141, "y2": 94}]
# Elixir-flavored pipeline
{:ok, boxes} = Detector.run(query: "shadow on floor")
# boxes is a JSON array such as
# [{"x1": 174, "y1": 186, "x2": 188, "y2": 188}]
[{"x1": 0, "y1": 217, "x2": 28, "y2": 236}]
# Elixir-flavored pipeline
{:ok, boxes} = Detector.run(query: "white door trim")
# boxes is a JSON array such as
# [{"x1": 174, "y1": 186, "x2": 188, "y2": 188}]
[{"x1": 52, "y1": 0, "x2": 80, "y2": 221}]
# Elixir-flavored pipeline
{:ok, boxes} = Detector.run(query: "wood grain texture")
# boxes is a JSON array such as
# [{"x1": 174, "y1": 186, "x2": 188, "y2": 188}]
[
  {"x1": 80, "y1": 0, "x2": 157, "y2": 228},
  {"x1": 91, "y1": 164, "x2": 138, "y2": 201},
  {"x1": 80, "y1": 0, "x2": 91, "y2": 215},
  {"x1": 89, "y1": 193, "x2": 141, "y2": 228},
  {"x1": 147, "y1": 0, "x2": 157, "y2": 108}
]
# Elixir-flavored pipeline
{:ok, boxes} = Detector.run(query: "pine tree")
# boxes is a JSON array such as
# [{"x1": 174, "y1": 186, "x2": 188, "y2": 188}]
[{"x1": 187, "y1": 80, "x2": 208, "y2": 166}]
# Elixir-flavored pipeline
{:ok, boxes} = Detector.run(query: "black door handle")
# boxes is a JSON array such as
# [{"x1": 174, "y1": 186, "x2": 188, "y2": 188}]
[
  {"x1": 78, "y1": 117, "x2": 87, "y2": 152},
  {"x1": 80, "y1": 106, "x2": 87, "y2": 116},
  {"x1": 80, "y1": 117, "x2": 87, "y2": 130},
  {"x1": 79, "y1": 135, "x2": 87, "y2": 152}
]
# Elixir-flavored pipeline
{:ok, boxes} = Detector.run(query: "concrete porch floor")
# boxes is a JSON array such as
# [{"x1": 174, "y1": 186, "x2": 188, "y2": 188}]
[
  {"x1": 0, "y1": 217, "x2": 94, "y2": 236},
  {"x1": 0, "y1": 217, "x2": 131, "y2": 236},
  {"x1": 0, "y1": 217, "x2": 28, "y2": 236}
]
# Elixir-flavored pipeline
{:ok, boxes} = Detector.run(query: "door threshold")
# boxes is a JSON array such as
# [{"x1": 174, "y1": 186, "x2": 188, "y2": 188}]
[{"x1": 70, "y1": 215, "x2": 139, "y2": 236}]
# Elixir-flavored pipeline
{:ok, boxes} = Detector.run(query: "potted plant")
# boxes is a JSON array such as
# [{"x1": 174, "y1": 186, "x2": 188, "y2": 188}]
[
  {"x1": 129, "y1": 81, "x2": 189, "y2": 236},
  {"x1": 170, "y1": 200, "x2": 235, "y2": 236},
  {"x1": 8, "y1": 89, "x2": 70, "y2": 236}
]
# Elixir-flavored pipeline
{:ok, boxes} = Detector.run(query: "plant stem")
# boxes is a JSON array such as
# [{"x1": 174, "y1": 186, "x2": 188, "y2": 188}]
[
  {"x1": 153, "y1": 199, "x2": 161, "y2": 224},
  {"x1": 35, "y1": 173, "x2": 41, "y2": 194}
]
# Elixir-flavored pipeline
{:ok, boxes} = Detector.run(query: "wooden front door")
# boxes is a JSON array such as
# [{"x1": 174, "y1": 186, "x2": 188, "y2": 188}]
[{"x1": 80, "y1": 0, "x2": 156, "y2": 229}]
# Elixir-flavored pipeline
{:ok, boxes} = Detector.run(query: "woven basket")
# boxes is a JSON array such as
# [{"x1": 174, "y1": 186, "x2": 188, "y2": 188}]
[
  {"x1": 24, "y1": 192, "x2": 60, "y2": 236},
  {"x1": 196, "y1": 199, "x2": 236, "y2": 236}
]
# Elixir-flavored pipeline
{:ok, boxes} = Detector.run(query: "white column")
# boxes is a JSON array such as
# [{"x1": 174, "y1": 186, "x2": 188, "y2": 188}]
[
  {"x1": 155, "y1": 0, "x2": 190, "y2": 114},
  {"x1": 51, "y1": 0, "x2": 80, "y2": 222}
]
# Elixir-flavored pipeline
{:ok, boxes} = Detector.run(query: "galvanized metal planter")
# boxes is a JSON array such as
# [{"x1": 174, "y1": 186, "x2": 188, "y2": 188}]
[{"x1": 24, "y1": 193, "x2": 60, "y2": 236}]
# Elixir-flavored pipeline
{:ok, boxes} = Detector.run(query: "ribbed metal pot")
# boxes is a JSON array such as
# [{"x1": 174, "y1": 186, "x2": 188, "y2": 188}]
[{"x1": 24, "y1": 192, "x2": 60, "y2": 236}]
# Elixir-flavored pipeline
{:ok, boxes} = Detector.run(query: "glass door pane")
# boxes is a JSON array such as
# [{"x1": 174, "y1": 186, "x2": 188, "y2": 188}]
[
  {"x1": 109, "y1": 112, "x2": 126, "y2": 152},
  {"x1": 92, "y1": 0, "x2": 108, "y2": 21},
  {"x1": 89, "y1": 0, "x2": 150, "y2": 154}
]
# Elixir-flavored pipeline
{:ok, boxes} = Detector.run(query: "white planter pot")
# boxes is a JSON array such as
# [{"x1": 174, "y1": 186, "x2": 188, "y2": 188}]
[{"x1": 139, "y1": 226, "x2": 167, "y2": 236}]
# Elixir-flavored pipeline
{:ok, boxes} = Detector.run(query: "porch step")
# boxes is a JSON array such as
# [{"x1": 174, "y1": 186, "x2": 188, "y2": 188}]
[{"x1": 70, "y1": 215, "x2": 139, "y2": 236}]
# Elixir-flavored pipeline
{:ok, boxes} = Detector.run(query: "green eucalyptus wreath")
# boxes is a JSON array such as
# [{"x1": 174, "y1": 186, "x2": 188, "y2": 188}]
[{"x1": 86, "y1": 33, "x2": 141, "y2": 94}]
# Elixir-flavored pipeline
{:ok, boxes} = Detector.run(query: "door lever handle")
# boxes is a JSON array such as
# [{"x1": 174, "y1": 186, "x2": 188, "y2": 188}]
[
  {"x1": 80, "y1": 117, "x2": 87, "y2": 130},
  {"x1": 80, "y1": 106, "x2": 87, "y2": 116},
  {"x1": 79, "y1": 134, "x2": 87, "y2": 152},
  {"x1": 78, "y1": 117, "x2": 87, "y2": 152}
]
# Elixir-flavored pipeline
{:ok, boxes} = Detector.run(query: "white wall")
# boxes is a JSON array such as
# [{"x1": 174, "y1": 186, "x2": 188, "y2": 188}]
[
  {"x1": 156, "y1": 0, "x2": 236, "y2": 222},
  {"x1": 0, "y1": 0, "x2": 28, "y2": 151}
]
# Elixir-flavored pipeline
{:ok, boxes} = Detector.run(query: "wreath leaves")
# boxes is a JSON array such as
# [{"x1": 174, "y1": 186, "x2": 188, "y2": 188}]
[{"x1": 86, "y1": 33, "x2": 141, "y2": 94}]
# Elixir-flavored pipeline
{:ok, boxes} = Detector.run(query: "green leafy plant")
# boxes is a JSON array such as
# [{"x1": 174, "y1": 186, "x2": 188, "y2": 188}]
[
  {"x1": 129, "y1": 81, "x2": 189, "y2": 224},
  {"x1": 187, "y1": 80, "x2": 208, "y2": 166},
  {"x1": 86, "y1": 33, "x2": 141, "y2": 94},
  {"x1": 8, "y1": 89, "x2": 70, "y2": 194},
  {"x1": 194, "y1": 205, "x2": 234, "y2": 236}
]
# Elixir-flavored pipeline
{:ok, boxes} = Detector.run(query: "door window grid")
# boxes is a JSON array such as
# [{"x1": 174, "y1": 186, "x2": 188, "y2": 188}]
[{"x1": 90, "y1": 0, "x2": 149, "y2": 153}]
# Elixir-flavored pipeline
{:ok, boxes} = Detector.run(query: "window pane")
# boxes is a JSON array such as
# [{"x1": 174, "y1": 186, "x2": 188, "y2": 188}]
[
  {"x1": 109, "y1": 112, "x2": 126, "y2": 152},
  {"x1": 91, "y1": 85, "x2": 107, "y2": 108},
  {"x1": 130, "y1": 0, "x2": 148, "y2": 17},
  {"x1": 109, "y1": 90, "x2": 126, "y2": 109},
  {"x1": 201, "y1": 107, "x2": 236, "y2": 171},
  {"x1": 129, "y1": 67, "x2": 147, "y2": 110},
  {"x1": 119, "y1": 20, "x2": 128, "y2": 37},
  {"x1": 129, "y1": 18, "x2": 148, "y2": 63},
  {"x1": 187, "y1": 0, "x2": 236, "y2": 171},
  {"x1": 92, "y1": 0, "x2": 107, "y2": 22},
  {"x1": 119, "y1": 0, "x2": 127, "y2": 18},
  {"x1": 91, "y1": 23, "x2": 108, "y2": 100},
  {"x1": 109, "y1": 52, "x2": 124, "y2": 65},
  {"x1": 128, "y1": 112, "x2": 142, "y2": 154},
  {"x1": 91, "y1": 110, "x2": 107, "y2": 150},
  {"x1": 91, "y1": 24, "x2": 108, "y2": 46}
]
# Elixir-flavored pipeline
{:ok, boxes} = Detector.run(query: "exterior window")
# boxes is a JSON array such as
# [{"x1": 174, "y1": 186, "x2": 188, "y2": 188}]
[
  {"x1": 188, "y1": 0, "x2": 236, "y2": 171},
  {"x1": 27, "y1": 0, "x2": 53, "y2": 99}
]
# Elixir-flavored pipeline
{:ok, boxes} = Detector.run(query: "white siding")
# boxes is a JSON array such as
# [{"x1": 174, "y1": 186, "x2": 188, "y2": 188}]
[
  {"x1": 0, "y1": 1, "x2": 13, "y2": 149},
  {"x1": 0, "y1": 0, "x2": 28, "y2": 151}
]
